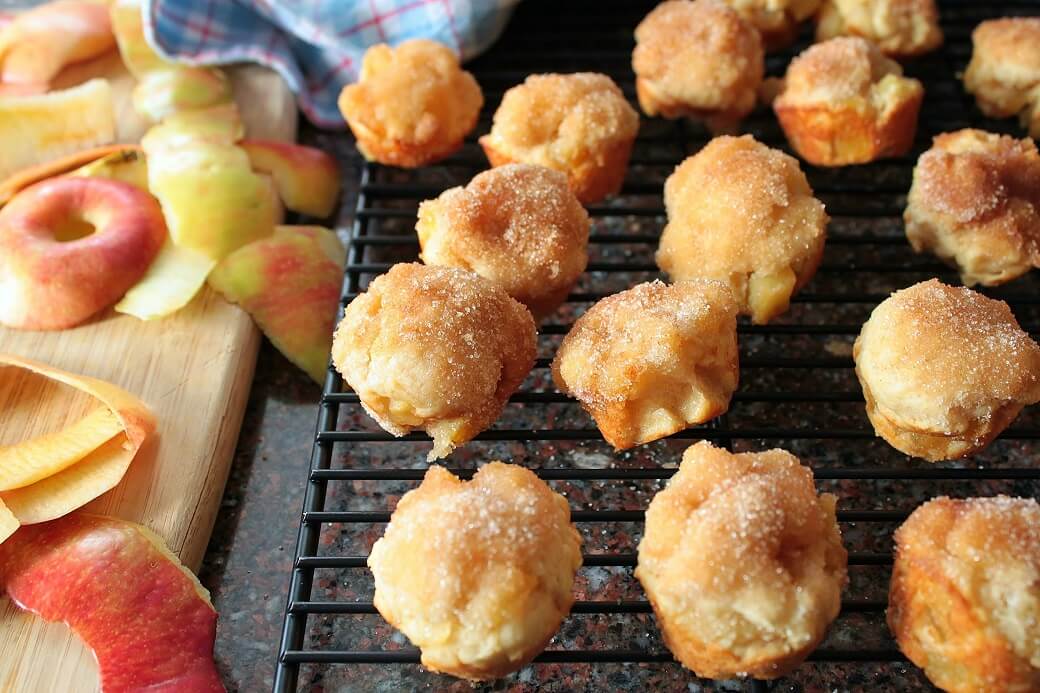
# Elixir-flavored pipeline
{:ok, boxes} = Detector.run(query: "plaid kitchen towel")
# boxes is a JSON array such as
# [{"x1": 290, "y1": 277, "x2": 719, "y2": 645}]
[{"x1": 144, "y1": 0, "x2": 519, "y2": 128}]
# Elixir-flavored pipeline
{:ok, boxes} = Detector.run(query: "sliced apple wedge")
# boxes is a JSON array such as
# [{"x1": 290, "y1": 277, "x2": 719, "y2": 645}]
[
  {"x1": 115, "y1": 239, "x2": 216, "y2": 320},
  {"x1": 240, "y1": 140, "x2": 341, "y2": 218},
  {"x1": 0, "y1": 355, "x2": 155, "y2": 535},
  {"x1": 209, "y1": 225, "x2": 345, "y2": 382},
  {"x1": 0, "y1": 513, "x2": 222, "y2": 692},
  {"x1": 109, "y1": 0, "x2": 169, "y2": 78},
  {"x1": 0, "y1": 501, "x2": 16, "y2": 544},
  {"x1": 0, "y1": 0, "x2": 114, "y2": 86}
]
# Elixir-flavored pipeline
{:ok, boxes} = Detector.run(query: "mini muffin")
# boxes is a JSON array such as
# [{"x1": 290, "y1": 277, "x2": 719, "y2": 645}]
[
  {"x1": 964, "y1": 18, "x2": 1040, "y2": 140},
  {"x1": 478, "y1": 73, "x2": 638, "y2": 204},
  {"x1": 332, "y1": 263, "x2": 536, "y2": 460},
  {"x1": 815, "y1": 0, "x2": 943, "y2": 57},
  {"x1": 722, "y1": 0, "x2": 823, "y2": 50},
  {"x1": 636, "y1": 441, "x2": 848, "y2": 679},
  {"x1": 338, "y1": 39, "x2": 482, "y2": 168},
  {"x1": 853, "y1": 279, "x2": 1040, "y2": 461},
  {"x1": 551, "y1": 280, "x2": 739, "y2": 450},
  {"x1": 632, "y1": 0, "x2": 764, "y2": 133},
  {"x1": 905, "y1": 129, "x2": 1040, "y2": 286},
  {"x1": 889, "y1": 496, "x2": 1040, "y2": 693},
  {"x1": 773, "y1": 37, "x2": 924, "y2": 167},
  {"x1": 417, "y1": 164, "x2": 591, "y2": 321},
  {"x1": 369, "y1": 462, "x2": 582, "y2": 681},
  {"x1": 656, "y1": 135, "x2": 829, "y2": 324}
]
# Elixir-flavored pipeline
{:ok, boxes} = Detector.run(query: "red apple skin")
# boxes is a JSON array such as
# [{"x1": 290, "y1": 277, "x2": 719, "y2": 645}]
[
  {"x1": 0, "y1": 513, "x2": 222, "y2": 692},
  {"x1": 240, "y1": 140, "x2": 340, "y2": 218},
  {"x1": 0, "y1": 177, "x2": 167, "y2": 330}
]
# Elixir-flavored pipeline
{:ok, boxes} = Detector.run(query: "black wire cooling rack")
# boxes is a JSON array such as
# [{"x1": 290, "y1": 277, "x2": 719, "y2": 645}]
[{"x1": 275, "y1": 2, "x2": 1040, "y2": 690}]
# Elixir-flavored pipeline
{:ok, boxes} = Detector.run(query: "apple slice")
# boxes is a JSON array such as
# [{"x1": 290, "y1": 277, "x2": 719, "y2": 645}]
[
  {"x1": 0, "y1": 0, "x2": 114, "y2": 86},
  {"x1": 70, "y1": 146, "x2": 149, "y2": 190},
  {"x1": 0, "y1": 78, "x2": 116, "y2": 180},
  {"x1": 115, "y1": 239, "x2": 216, "y2": 320},
  {"x1": 0, "y1": 513, "x2": 222, "y2": 692},
  {"x1": 209, "y1": 225, "x2": 345, "y2": 382},
  {"x1": 141, "y1": 103, "x2": 244, "y2": 150},
  {"x1": 0, "y1": 144, "x2": 141, "y2": 206},
  {"x1": 133, "y1": 67, "x2": 232, "y2": 123},
  {"x1": 109, "y1": 0, "x2": 168, "y2": 78},
  {"x1": 240, "y1": 140, "x2": 341, "y2": 218},
  {"x1": 0, "y1": 501, "x2": 16, "y2": 544},
  {"x1": 0, "y1": 354, "x2": 155, "y2": 534}
]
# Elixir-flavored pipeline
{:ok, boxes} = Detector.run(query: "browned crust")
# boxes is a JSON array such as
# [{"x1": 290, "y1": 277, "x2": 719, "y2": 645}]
[
  {"x1": 351, "y1": 127, "x2": 468, "y2": 169},
  {"x1": 479, "y1": 136, "x2": 633, "y2": 205},
  {"x1": 889, "y1": 533, "x2": 1036, "y2": 692},
  {"x1": 590, "y1": 393, "x2": 732, "y2": 452},
  {"x1": 774, "y1": 93, "x2": 922, "y2": 167},
  {"x1": 635, "y1": 77, "x2": 751, "y2": 134}
]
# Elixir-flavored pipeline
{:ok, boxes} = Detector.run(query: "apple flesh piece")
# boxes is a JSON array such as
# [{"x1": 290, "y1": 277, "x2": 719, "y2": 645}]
[
  {"x1": 209, "y1": 225, "x2": 345, "y2": 383},
  {"x1": 109, "y1": 0, "x2": 169, "y2": 78},
  {"x1": 0, "y1": 0, "x2": 115, "y2": 85},
  {"x1": 133, "y1": 67, "x2": 232, "y2": 124},
  {"x1": 0, "y1": 513, "x2": 222, "y2": 692},
  {"x1": 240, "y1": 140, "x2": 340, "y2": 218}
]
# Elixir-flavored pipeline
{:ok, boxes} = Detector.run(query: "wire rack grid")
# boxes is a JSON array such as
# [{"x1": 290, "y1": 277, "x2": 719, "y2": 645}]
[{"x1": 276, "y1": 2, "x2": 1040, "y2": 691}]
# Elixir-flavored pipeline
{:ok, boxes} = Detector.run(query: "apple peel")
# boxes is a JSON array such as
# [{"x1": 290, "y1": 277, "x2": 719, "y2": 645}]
[
  {"x1": 240, "y1": 140, "x2": 341, "y2": 218},
  {"x1": 115, "y1": 239, "x2": 216, "y2": 320},
  {"x1": 0, "y1": 512, "x2": 223, "y2": 692},
  {"x1": 133, "y1": 67, "x2": 232, "y2": 123},
  {"x1": 0, "y1": 354, "x2": 155, "y2": 535},
  {"x1": 70, "y1": 146, "x2": 149, "y2": 191},
  {"x1": 210, "y1": 225, "x2": 344, "y2": 383},
  {"x1": 0, "y1": 145, "x2": 142, "y2": 207}
]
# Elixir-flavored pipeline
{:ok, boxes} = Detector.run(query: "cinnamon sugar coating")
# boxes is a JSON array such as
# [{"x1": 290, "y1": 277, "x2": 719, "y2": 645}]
[
  {"x1": 964, "y1": 18, "x2": 1040, "y2": 139},
  {"x1": 636, "y1": 442, "x2": 847, "y2": 679},
  {"x1": 332, "y1": 263, "x2": 536, "y2": 460},
  {"x1": 854, "y1": 279, "x2": 1040, "y2": 461},
  {"x1": 722, "y1": 0, "x2": 823, "y2": 50},
  {"x1": 815, "y1": 0, "x2": 943, "y2": 57}
]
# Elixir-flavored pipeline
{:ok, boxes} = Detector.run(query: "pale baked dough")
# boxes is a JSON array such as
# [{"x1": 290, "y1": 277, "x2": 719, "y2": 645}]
[
  {"x1": 338, "y1": 39, "x2": 482, "y2": 168},
  {"x1": 889, "y1": 496, "x2": 1040, "y2": 693},
  {"x1": 417, "y1": 163, "x2": 590, "y2": 321},
  {"x1": 773, "y1": 37, "x2": 924, "y2": 166},
  {"x1": 332, "y1": 263, "x2": 536, "y2": 460},
  {"x1": 632, "y1": 0, "x2": 764, "y2": 132},
  {"x1": 636, "y1": 441, "x2": 847, "y2": 679},
  {"x1": 551, "y1": 280, "x2": 739, "y2": 450},
  {"x1": 722, "y1": 0, "x2": 823, "y2": 50},
  {"x1": 656, "y1": 135, "x2": 828, "y2": 324},
  {"x1": 478, "y1": 73, "x2": 639, "y2": 204},
  {"x1": 853, "y1": 279, "x2": 1040, "y2": 461},
  {"x1": 905, "y1": 129, "x2": 1040, "y2": 286},
  {"x1": 815, "y1": 0, "x2": 943, "y2": 57},
  {"x1": 964, "y1": 18, "x2": 1040, "y2": 140},
  {"x1": 369, "y1": 462, "x2": 582, "y2": 681}
]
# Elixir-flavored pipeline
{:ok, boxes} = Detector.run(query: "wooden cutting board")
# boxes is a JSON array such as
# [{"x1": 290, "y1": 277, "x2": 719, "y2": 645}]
[{"x1": 0, "y1": 53, "x2": 298, "y2": 692}]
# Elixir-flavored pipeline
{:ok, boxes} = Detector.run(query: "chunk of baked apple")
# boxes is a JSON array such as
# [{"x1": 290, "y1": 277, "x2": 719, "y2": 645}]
[
  {"x1": 0, "y1": 513, "x2": 222, "y2": 692},
  {"x1": 240, "y1": 140, "x2": 340, "y2": 218},
  {"x1": 209, "y1": 226, "x2": 345, "y2": 382}
]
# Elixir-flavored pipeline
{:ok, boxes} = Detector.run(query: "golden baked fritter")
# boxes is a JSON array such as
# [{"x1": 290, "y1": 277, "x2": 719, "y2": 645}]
[
  {"x1": 417, "y1": 164, "x2": 590, "y2": 321},
  {"x1": 479, "y1": 72, "x2": 639, "y2": 203},
  {"x1": 964, "y1": 18, "x2": 1040, "y2": 139},
  {"x1": 636, "y1": 442, "x2": 848, "y2": 679},
  {"x1": 773, "y1": 37, "x2": 924, "y2": 166},
  {"x1": 889, "y1": 496, "x2": 1040, "y2": 693},
  {"x1": 722, "y1": 0, "x2": 823, "y2": 50},
  {"x1": 816, "y1": 0, "x2": 943, "y2": 57},
  {"x1": 656, "y1": 135, "x2": 828, "y2": 324},
  {"x1": 632, "y1": 0, "x2": 764, "y2": 132},
  {"x1": 369, "y1": 462, "x2": 582, "y2": 681},
  {"x1": 905, "y1": 129, "x2": 1040, "y2": 286},
  {"x1": 338, "y1": 39, "x2": 482, "y2": 168},
  {"x1": 551, "y1": 280, "x2": 739, "y2": 450},
  {"x1": 854, "y1": 279, "x2": 1040, "y2": 461},
  {"x1": 332, "y1": 263, "x2": 536, "y2": 460}
]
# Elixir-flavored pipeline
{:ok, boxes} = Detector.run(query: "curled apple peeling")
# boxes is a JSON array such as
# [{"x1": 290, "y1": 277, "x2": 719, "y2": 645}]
[
  {"x1": 109, "y1": 0, "x2": 171, "y2": 79},
  {"x1": 0, "y1": 354, "x2": 155, "y2": 541},
  {"x1": 0, "y1": 144, "x2": 141, "y2": 206},
  {"x1": 141, "y1": 104, "x2": 244, "y2": 150},
  {"x1": 70, "y1": 146, "x2": 149, "y2": 190},
  {"x1": 133, "y1": 68, "x2": 232, "y2": 123},
  {"x1": 0, "y1": 513, "x2": 223, "y2": 692},
  {"x1": 209, "y1": 226, "x2": 345, "y2": 382},
  {"x1": 240, "y1": 140, "x2": 341, "y2": 218},
  {"x1": 115, "y1": 239, "x2": 216, "y2": 320}
]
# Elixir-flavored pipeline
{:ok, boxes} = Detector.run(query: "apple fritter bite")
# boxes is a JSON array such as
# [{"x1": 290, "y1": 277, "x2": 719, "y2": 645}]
[
  {"x1": 889, "y1": 496, "x2": 1040, "y2": 693},
  {"x1": 773, "y1": 37, "x2": 924, "y2": 167},
  {"x1": 636, "y1": 442, "x2": 847, "y2": 679},
  {"x1": 478, "y1": 73, "x2": 638, "y2": 203},
  {"x1": 632, "y1": 0, "x2": 764, "y2": 133},
  {"x1": 417, "y1": 163, "x2": 590, "y2": 321},
  {"x1": 904, "y1": 129, "x2": 1040, "y2": 287},
  {"x1": 338, "y1": 39, "x2": 483, "y2": 168},
  {"x1": 964, "y1": 18, "x2": 1040, "y2": 140},
  {"x1": 853, "y1": 279, "x2": 1040, "y2": 461},
  {"x1": 656, "y1": 135, "x2": 828, "y2": 324},
  {"x1": 722, "y1": 0, "x2": 823, "y2": 50},
  {"x1": 551, "y1": 280, "x2": 738, "y2": 450},
  {"x1": 332, "y1": 263, "x2": 536, "y2": 461},
  {"x1": 815, "y1": 0, "x2": 943, "y2": 57},
  {"x1": 368, "y1": 462, "x2": 582, "y2": 681}
]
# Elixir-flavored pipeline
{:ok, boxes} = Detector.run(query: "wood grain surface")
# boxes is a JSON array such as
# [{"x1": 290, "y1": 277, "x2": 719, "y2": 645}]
[{"x1": 0, "y1": 54, "x2": 297, "y2": 692}]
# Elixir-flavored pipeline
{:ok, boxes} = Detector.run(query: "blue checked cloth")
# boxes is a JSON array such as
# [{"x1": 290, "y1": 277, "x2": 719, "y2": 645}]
[{"x1": 143, "y1": 0, "x2": 519, "y2": 128}]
